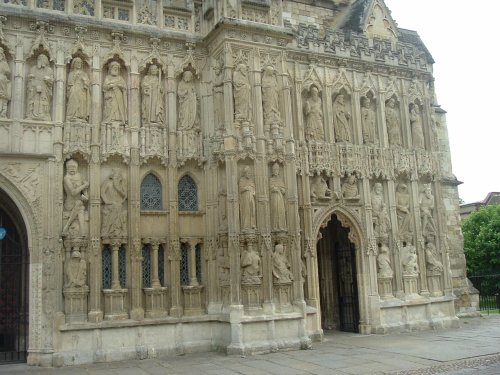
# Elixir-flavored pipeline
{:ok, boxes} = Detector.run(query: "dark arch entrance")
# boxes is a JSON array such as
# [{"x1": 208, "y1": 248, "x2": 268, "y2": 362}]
[
  {"x1": 317, "y1": 214, "x2": 359, "y2": 333},
  {"x1": 0, "y1": 189, "x2": 29, "y2": 363}
]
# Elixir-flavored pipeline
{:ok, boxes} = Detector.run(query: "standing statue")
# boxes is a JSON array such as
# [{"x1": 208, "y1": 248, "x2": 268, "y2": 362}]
[
  {"x1": 342, "y1": 173, "x2": 360, "y2": 200},
  {"x1": 395, "y1": 183, "x2": 412, "y2": 237},
  {"x1": 0, "y1": 48, "x2": 11, "y2": 118},
  {"x1": 239, "y1": 166, "x2": 256, "y2": 230},
  {"x1": 27, "y1": 54, "x2": 53, "y2": 121},
  {"x1": 333, "y1": 94, "x2": 351, "y2": 143},
  {"x1": 62, "y1": 159, "x2": 89, "y2": 237},
  {"x1": 419, "y1": 185, "x2": 436, "y2": 236},
  {"x1": 303, "y1": 85, "x2": 324, "y2": 142},
  {"x1": 101, "y1": 169, "x2": 128, "y2": 238},
  {"x1": 141, "y1": 64, "x2": 164, "y2": 125},
  {"x1": 361, "y1": 96, "x2": 377, "y2": 145},
  {"x1": 65, "y1": 250, "x2": 87, "y2": 288},
  {"x1": 177, "y1": 71, "x2": 199, "y2": 156},
  {"x1": 233, "y1": 63, "x2": 252, "y2": 122},
  {"x1": 272, "y1": 243, "x2": 293, "y2": 283},
  {"x1": 402, "y1": 241, "x2": 419, "y2": 276},
  {"x1": 410, "y1": 104, "x2": 424, "y2": 149},
  {"x1": 261, "y1": 66, "x2": 281, "y2": 127},
  {"x1": 66, "y1": 57, "x2": 91, "y2": 122},
  {"x1": 102, "y1": 61, "x2": 127, "y2": 124},
  {"x1": 385, "y1": 97, "x2": 401, "y2": 146},
  {"x1": 377, "y1": 241, "x2": 393, "y2": 278},
  {"x1": 425, "y1": 242, "x2": 443, "y2": 273},
  {"x1": 241, "y1": 242, "x2": 261, "y2": 283},
  {"x1": 269, "y1": 163, "x2": 287, "y2": 231},
  {"x1": 310, "y1": 175, "x2": 332, "y2": 201},
  {"x1": 371, "y1": 182, "x2": 390, "y2": 239}
]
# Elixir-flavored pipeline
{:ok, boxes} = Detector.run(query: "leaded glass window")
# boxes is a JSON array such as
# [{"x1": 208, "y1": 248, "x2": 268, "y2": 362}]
[
  {"x1": 178, "y1": 175, "x2": 198, "y2": 211},
  {"x1": 141, "y1": 173, "x2": 162, "y2": 210},
  {"x1": 142, "y1": 245, "x2": 151, "y2": 288},
  {"x1": 119, "y1": 246, "x2": 126, "y2": 288},
  {"x1": 196, "y1": 244, "x2": 202, "y2": 284},
  {"x1": 37, "y1": 0, "x2": 64, "y2": 10},
  {"x1": 180, "y1": 243, "x2": 189, "y2": 286},
  {"x1": 102, "y1": 246, "x2": 112, "y2": 289},
  {"x1": 5, "y1": 0, "x2": 27, "y2": 5},
  {"x1": 159, "y1": 245, "x2": 165, "y2": 287},
  {"x1": 74, "y1": 0, "x2": 94, "y2": 16}
]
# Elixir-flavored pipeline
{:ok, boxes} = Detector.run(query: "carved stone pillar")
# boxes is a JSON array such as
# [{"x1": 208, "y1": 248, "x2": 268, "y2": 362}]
[
  {"x1": 169, "y1": 238, "x2": 182, "y2": 317},
  {"x1": 377, "y1": 277, "x2": 393, "y2": 299},
  {"x1": 151, "y1": 240, "x2": 161, "y2": 288},
  {"x1": 403, "y1": 274, "x2": 419, "y2": 299},
  {"x1": 427, "y1": 271, "x2": 443, "y2": 297},
  {"x1": 103, "y1": 240, "x2": 128, "y2": 320}
]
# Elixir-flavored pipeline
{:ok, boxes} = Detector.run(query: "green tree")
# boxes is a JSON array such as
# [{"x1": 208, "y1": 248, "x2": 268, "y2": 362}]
[{"x1": 463, "y1": 204, "x2": 500, "y2": 275}]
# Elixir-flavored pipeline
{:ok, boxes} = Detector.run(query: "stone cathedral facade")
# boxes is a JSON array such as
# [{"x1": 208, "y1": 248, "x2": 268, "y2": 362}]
[{"x1": 0, "y1": 0, "x2": 476, "y2": 367}]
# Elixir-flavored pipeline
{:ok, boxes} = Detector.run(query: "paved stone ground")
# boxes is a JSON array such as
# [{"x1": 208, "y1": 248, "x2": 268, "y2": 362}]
[{"x1": 1, "y1": 315, "x2": 499, "y2": 375}]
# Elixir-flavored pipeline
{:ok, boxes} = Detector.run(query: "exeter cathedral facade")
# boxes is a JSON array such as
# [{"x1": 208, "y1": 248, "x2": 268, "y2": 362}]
[{"x1": 0, "y1": 0, "x2": 477, "y2": 367}]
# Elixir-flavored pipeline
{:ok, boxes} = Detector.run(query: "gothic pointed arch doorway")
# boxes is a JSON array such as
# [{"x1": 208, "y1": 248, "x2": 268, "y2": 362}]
[
  {"x1": 317, "y1": 214, "x2": 360, "y2": 333},
  {"x1": 0, "y1": 188, "x2": 29, "y2": 363}
]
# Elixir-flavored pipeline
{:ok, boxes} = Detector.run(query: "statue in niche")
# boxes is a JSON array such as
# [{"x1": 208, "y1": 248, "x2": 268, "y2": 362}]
[
  {"x1": 272, "y1": 242, "x2": 293, "y2": 283},
  {"x1": 410, "y1": 103, "x2": 424, "y2": 149},
  {"x1": 402, "y1": 240, "x2": 419, "y2": 276},
  {"x1": 218, "y1": 190, "x2": 227, "y2": 231},
  {"x1": 239, "y1": 166, "x2": 256, "y2": 231},
  {"x1": 241, "y1": 242, "x2": 261, "y2": 283},
  {"x1": 425, "y1": 242, "x2": 443, "y2": 273},
  {"x1": 213, "y1": 63, "x2": 224, "y2": 133},
  {"x1": 377, "y1": 241, "x2": 393, "y2": 278},
  {"x1": 101, "y1": 169, "x2": 128, "y2": 238},
  {"x1": 395, "y1": 183, "x2": 412, "y2": 237},
  {"x1": 141, "y1": 64, "x2": 164, "y2": 125},
  {"x1": 419, "y1": 184, "x2": 436, "y2": 236},
  {"x1": 65, "y1": 250, "x2": 87, "y2": 288},
  {"x1": 303, "y1": 85, "x2": 324, "y2": 142},
  {"x1": 233, "y1": 63, "x2": 252, "y2": 122},
  {"x1": 102, "y1": 61, "x2": 127, "y2": 124},
  {"x1": 311, "y1": 175, "x2": 332, "y2": 201},
  {"x1": 27, "y1": 54, "x2": 53, "y2": 121},
  {"x1": 62, "y1": 159, "x2": 89, "y2": 237},
  {"x1": 333, "y1": 94, "x2": 351, "y2": 143},
  {"x1": 66, "y1": 57, "x2": 90, "y2": 123},
  {"x1": 177, "y1": 70, "x2": 199, "y2": 156},
  {"x1": 361, "y1": 96, "x2": 377, "y2": 145},
  {"x1": 261, "y1": 65, "x2": 281, "y2": 128},
  {"x1": 385, "y1": 97, "x2": 401, "y2": 146},
  {"x1": 0, "y1": 48, "x2": 11, "y2": 118},
  {"x1": 371, "y1": 182, "x2": 390, "y2": 240},
  {"x1": 341, "y1": 173, "x2": 360, "y2": 200},
  {"x1": 269, "y1": 163, "x2": 287, "y2": 231}
]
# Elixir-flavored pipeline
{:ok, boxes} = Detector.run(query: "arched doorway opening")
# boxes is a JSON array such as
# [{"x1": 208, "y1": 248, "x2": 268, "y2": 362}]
[
  {"x1": 0, "y1": 188, "x2": 29, "y2": 363},
  {"x1": 317, "y1": 214, "x2": 359, "y2": 333}
]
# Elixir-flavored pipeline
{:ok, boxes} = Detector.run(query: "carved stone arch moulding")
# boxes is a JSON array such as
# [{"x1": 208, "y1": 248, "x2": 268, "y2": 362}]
[
  {"x1": 383, "y1": 76, "x2": 401, "y2": 102},
  {"x1": 139, "y1": 38, "x2": 169, "y2": 74},
  {"x1": 331, "y1": 69, "x2": 352, "y2": 94},
  {"x1": 407, "y1": 79, "x2": 424, "y2": 104},
  {"x1": 27, "y1": 21, "x2": 55, "y2": 62},
  {"x1": 358, "y1": 71, "x2": 378, "y2": 97},
  {"x1": 301, "y1": 64, "x2": 323, "y2": 92}
]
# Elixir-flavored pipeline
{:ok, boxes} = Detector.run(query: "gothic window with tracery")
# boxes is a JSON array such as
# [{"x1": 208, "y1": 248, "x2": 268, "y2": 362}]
[
  {"x1": 141, "y1": 173, "x2": 162, "y2": 210},
  {"x1": 178, "y1": 175, "x2": 198, "y2": 211},
  {"x1": 195, "y1": 244, "x2": 202, "y2": 284},
  {"x1": 142, "y1": 245, "x2": 151, "y2": 288},
  {"x1": 102, "y1": 246, "x2": 112, "y2": 289},
  {"x1": 103, "y1": 0, "x2": 132, "y2": 21},
  {"x1": 180, "y1": 242, "x2": 189, "y2": 286},
  {"x1": 119, "y1": 246, "x2": 126, "y2": 288},
  {"x1": 37, "y1": 0, "x2": 64, "y2": 10},
  {"x1": 159, "y1": 245, "x2": 165, "y2": 286}
]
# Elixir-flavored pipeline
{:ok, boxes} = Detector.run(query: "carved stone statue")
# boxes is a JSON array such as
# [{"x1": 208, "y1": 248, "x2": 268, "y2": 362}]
[
  {"x1": 402, "y1": 241, "x2": 419, "y2": 276},
  {"x1": 103, "y1": 61, "x2": 127, "y2": 124},
  {"x1": 65, "y1": 250, "x2": 87, "y2": 288},
  {"x1": 361, "y1": 96, "x2": 377, "y2": 145},
  {"x1": 311, "y1": 175, "x2": 332, "y2": 201},
  {"x1": 371, "y1": 182, "x2": 390, "y2": 239},
  {"x1": 342, "y1": 173, "x2": 360, "y2": 200},
  {"x1": 425, "y1": 242, "x2": 443, "y2": 273},
  {"x1": 420, "y1": 185, "x2": 436, "y2": 236},
  {"x1": 385, "y1": 97, "x2": 401, "y2": 146},
  {"x1": 101, "y1": 169, "x2": 128, "y2": 238},
  {"x1": 261, "y1": 66, "x2": 281, "y2": 127},
  {"x1": 410, "y1": 103, "x2": 424, "y2": 149},
  {"x1": 141, "y1": 64, "x2": 164, "y2": 125},
  {"x1": 269, "y1": 163, "x2": 287, "y2": 231},
  {"x1": 66, "y1": 57, "x2": 91, "y2": 122},
  {"x1": 239, "y1": 166, "x2": 256, "y2": 231},
  {"x1": 272, "y1": 243, "x2": 293, "y2": 283},
  {"x1": 27, "y1": 54, "x2": 53, "y2": 121},
  {"x1": 241, "y1": 242, "x2": 260, "y2": 283},
  {"x1": 62, "y1": 159, "x2": 89, "y2": 237},
  {"x1": 0, "y1": 48, "x2": 11, "y2": 118},
  {"x1": 377, "y1": 241, "x2": 393, "y2": 278},
  {"x1": 233, "y1": 63, "x2": 252, "y2": 122},
  {"x1": 303, "y1": 85, "x2": 324, "y2": 142},
  {"x1": 177, "y1": 71, "x2": 199, "y2": 156},
  {"x1": 333, "y1": 94, "x2": 351, "y2": 143},
  {"x1": 395, "y1": 183, "x2": 412, "y2": 237}
]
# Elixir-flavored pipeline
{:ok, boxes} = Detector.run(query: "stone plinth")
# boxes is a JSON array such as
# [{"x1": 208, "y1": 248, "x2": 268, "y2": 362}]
[
  {"x1": 103, "y1": 289, "x2": 128, "y2": 320},
  {"x1": 182, "y1": 285, "x2": 204, "y2": 316},
  {"x1": 242, "y1": 282, "x2": 262, "y2": 309},
  {"x1": 273, "y1": 282, "x2": 292, "y2": 311},
  {"x1": 427, "y1": 272, "x2": 443, "y2": 297},
  {"x1": 143, "y1": 287, "x2": 169, "y2": 318},
  {"x1": 64, "y1": 286, "x2": 89, "y2": 323},
  {"x1": 377, "y1": 277, "x2": 394, "y2": 299},
  {"x1": 403, "y1": 275, "x2": 419, "y2": 298}
]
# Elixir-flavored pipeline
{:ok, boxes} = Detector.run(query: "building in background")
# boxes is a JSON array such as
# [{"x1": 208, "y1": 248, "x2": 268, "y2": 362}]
[
  {"x1": 460, "y1": 192, "x2": 500, "y2": 219},
  {"x1": 0, "y1": 0, "x2": 476, "y2": 367}
]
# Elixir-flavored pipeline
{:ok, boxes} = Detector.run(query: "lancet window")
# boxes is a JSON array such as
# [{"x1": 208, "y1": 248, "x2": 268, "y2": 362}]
[
  {"x1": 178, "y1": 175, "x2": 198, "y2": 211},
  {"x1": 141, "y1": 173, "x2": 163, "y2": 210}
]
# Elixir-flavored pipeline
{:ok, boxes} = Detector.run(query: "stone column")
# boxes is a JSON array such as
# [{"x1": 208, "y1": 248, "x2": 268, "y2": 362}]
[
  {"x1": 151, "y1": 240, "x2": 161, "y2": 288},
  {"x1": 351, "y1": 71, "x2": 362, "y2": 145},
  {"x1": 111, "y1": 240, "x2": 121, "y2": 290}
]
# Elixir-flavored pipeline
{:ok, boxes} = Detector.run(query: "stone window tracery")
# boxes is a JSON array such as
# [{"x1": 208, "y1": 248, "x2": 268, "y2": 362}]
[
  {"x1": 141, "y1": 173, "x2": 162, "y2": 210},
  {"x1": 103, "y1": 0, "x2": 132, "y2": 21},
  {"x1": 142, "y1": 245, "x2": 152, "y2": 288},
  {"x1": 118, "y1": 246, "x2": 126, "y2": 288},
  {"x1": 195, "y1": 244, "x2": 202, "y2": 284},
  {"x1": 102, "y1": 246, "x2": 112, "y2": 289},
  {"x1": 180, "y1": 242, "x2": 189, "y2": 286},
  {"x1": 37, "y1": 0, "x2": 64, "y2": 10},
  {"x1": 178, "y1": 175, "x2": 198, "y2": 211},
  {"x1": 158, "y1": 245, "x2": 165, "y2": 286}
]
